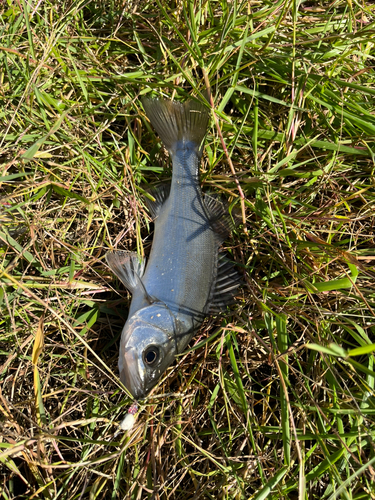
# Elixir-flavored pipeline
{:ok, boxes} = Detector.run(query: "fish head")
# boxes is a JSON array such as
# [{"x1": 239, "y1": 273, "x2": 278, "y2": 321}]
[{"x1": 119, "y1": 303, "x2": 178, "y2": 399}]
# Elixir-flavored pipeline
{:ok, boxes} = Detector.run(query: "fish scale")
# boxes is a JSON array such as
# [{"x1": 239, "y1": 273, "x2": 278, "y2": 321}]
[
  {"x1": 106, "y1": 96, "x2": 239, "y2": 399},
  {"x1": 143, "y1": 164, "x2": 215, "y2": 311}
]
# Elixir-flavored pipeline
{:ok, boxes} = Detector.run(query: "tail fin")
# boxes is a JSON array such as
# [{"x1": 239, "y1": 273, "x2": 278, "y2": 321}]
[{"x1": 142, "y1": 97, "x2": 209, "y2": 156}]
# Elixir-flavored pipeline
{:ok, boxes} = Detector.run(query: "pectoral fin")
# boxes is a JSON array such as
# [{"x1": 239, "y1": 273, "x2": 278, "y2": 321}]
[{"x1": 106, "y1": 251, "x2": 146, "y2": 294}]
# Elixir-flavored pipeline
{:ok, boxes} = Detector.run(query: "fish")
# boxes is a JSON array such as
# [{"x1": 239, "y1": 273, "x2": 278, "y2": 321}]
[{"x1": 106, "y1": 96, "x2": 240, "y2": 399}]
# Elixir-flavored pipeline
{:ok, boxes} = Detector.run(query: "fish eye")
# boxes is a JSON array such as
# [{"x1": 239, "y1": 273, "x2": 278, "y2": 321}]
[{"x1": 143, "y1": 346, "x2": 160, "y2": 366}]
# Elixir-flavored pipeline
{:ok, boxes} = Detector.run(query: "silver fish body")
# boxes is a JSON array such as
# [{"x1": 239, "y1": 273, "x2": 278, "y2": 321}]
[{"x1": 106, "y1": 97, "x2": 239, "y2": 399}]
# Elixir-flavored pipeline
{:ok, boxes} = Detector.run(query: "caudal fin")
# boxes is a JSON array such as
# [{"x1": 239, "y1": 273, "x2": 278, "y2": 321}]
[{"x1": 142, "y1": 97, "x2": 209, "y2": 156}]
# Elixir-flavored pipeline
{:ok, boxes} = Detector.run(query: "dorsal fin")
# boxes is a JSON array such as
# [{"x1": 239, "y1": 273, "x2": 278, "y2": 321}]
[
  {"x1": 208, "y1": 255, "x2": 241, "y2": 313},
  {"x1": 106, "y1": 251, "x2": 146, "y2": 294},
  {"x1": 204, "y1": 194, "x2": 236, "y2": 242},
  {"x1": 145, "y1": 184, "x2": 170, "y2": 219}
]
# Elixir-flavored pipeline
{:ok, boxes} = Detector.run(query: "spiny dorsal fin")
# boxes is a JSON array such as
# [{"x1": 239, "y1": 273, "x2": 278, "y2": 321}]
[
  {"x1": 106, "y1": 251, "x2": 146, "y2": 294},
  {"x1": 145, "y1": 184, "x2": 170, "y2": 219},
  {"x1": 208, "y1": 255, "x2": 241, "y2": 313},
  {"x1": 204, "y1": 194, "x2": 236, "y2": 243},
  {"x1": 142, "y1": 97, "x2": 209, "y2": 157}
]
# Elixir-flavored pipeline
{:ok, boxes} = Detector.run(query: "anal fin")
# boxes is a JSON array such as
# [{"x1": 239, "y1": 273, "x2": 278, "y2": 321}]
[{"x1": 145, "y1": 184, "x2": 170, "y2": 219}]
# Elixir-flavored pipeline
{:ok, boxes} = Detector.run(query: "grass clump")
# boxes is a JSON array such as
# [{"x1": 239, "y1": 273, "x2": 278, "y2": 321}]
[{"x1": 1, "y1": 0, "x2": 375, "y2": 498}]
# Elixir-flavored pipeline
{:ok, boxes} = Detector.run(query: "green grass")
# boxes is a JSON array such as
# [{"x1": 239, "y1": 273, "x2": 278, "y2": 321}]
[{"x1": 1, "y1": 0, "x2": 375, "y2": 498}]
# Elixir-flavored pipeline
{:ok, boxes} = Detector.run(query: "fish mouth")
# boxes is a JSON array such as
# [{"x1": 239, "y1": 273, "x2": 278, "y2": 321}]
[{"x1": 119, "y1": 347, "x2": 147, "y2": 400}]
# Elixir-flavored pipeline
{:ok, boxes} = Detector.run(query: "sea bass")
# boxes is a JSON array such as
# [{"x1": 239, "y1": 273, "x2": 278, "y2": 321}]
[{"x1": 106, "y1": 96, "x2": 239, "y2": 399}]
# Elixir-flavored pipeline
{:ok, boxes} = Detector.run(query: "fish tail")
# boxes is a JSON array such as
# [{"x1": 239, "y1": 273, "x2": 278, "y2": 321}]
[{"x1": 142, "y1": 97, "x2": 209, "y2": 156}]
